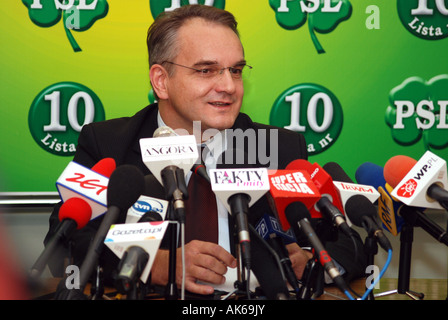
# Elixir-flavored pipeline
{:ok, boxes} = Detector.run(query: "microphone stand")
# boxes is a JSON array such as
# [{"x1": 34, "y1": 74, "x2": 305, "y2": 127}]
[
  {"x1": 374, "y1": 206, "x2": 424, "y2": 300},
  {"x1": 164, "y1": 205, "x2": 179, "y2": 300},
  {"x1": 312, "y1": 218, "x2": 338, "y2": 298},
  {"x1": 297, "y1": 259, "x2": 322, "y2": 300},
  {"x1": 161, "y1": 166, "x2": 188, "y2": 300},
  {"x1": 360, "y1": 223, "x2": 378, "y2": 300}
]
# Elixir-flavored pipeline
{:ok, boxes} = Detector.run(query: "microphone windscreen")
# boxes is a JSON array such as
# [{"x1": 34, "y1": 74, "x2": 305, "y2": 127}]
[
  {"x1": 344, "y1": 194, "x2": 377, "y2": 227},
  {"x1": 355, "y1": 162, "x2": 385, "y2": 188},
  {"x1": 58, "y1": 197, "x2": 92, "y2": 229},
  {"x1": 138, "y1": 211, "x2": 163, "y2": 223},
  {"x1": 91, "y1": 158, "x2": 116, "y2": 178},
  {"x1": 384, "y1": 155, "x2": 418, "y2": 188},
  {"x1": 153, "y1": 126, "x2": 176, "y2": 138},
  {"x1": 107, "y1": 165, "x2": 145, "y2": 212},
  {"x1": 144, "y1": 174, "x2": 166, "y2": 199},
  {"x1": 323, "y1": 162, "x2": 353, "y2": 183},
  {"x1": 285, "y1": 201, "x2": 311, "y2": 224}
]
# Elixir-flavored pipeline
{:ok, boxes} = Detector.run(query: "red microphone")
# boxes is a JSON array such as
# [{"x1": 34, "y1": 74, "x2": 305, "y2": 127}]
[
  {"x1": 30, "y1": 197, "x2": 92, "y2": 280},
  {"x1": 286, "y1": 159, "x2": 345, "y2": 219},
  {"x1": 384, "y1": 155, "x2": 417, "y2": 189},
  {"x1": 267, "y1": 169, "x2": 321, "y2": 231},
  {"x1": 91, "y1": 158, "x2": 116, "y2": 178},
  {"x1": 58, "y1": 197, "x2": 92, "y2": 229}
]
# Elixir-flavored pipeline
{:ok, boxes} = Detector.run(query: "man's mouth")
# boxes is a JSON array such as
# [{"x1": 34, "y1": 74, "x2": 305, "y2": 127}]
[{"x1": 209, "y1": 101, "x2": 231, "y2": 107}]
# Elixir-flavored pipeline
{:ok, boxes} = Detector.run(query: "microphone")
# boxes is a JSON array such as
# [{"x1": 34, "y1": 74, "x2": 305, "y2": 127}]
[
  {"x1": 266, "y1": 169, "x2": 321, "y2": 231},
  {"x1": 254, "y1": 214, "x2": 300, "y2": 295},
  {"x1": 286, "y1": 160, "x2": 349, "y2": 239},
  {"x1": 73, "y1": 164, "x2": 145, "y2": 296},
  {"x1": 355, "y1": 162, "x2": 404, "y2": 236},
  {"x1": 344, "y1": 195, "x2": 393, "y2": 251},
  {"x1": 114, "y1": 211, "x2": 164, "y2": 297},
  {"x1": 210, "y1": 151, "x2": 270, "y2": 270},
  {"x1": 91, "y1": 157, "x2": 116, "y2": 177},
  {"x1": 115, "y1": 246, "x2": 149, "y2": 297},
  {"x1": 140, "y1": 126, "x2": 199, "y2": 222},
  {"x1": 323, "y1": 162, "x2": 380, "y2": 236},
  {"x1": 29, "y1": 197, "x2": 92, "y2": 280},
  {"x1": 192, "y1": 163, "x2": 210, "y2": 184},
  {"x1": 284, "y1": 201, "x2": 351, "y2": 297},
  {"x1": 137, "y1": 210, "x2": 164, "y2": 223},
  {"x1": 358, "y1": 162, "x2": 448, "y2": 245},
  {"x1": 125, "y1": 175, "x2": 169, "y2": 224},
  {"x1": 385, "y1": 151, "x2": 448, "y2": 210},
  {"x1": 55, "y1": 158, "x2": 116, "y2": 220},
  {"x1": 105, "y1": 212, "x2": 169, "y2": 289}
]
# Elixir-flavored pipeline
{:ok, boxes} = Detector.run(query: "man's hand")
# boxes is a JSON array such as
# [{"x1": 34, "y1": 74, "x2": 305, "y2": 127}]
[
  {"x1": 286, "y1": 243, "x2": 314, "y2": 279},
  {"x1": 177, "y1": 240, "x2": 237, "y2": 295},
  {"x1": 151, "y1": 240, "x2": 237, "y2": 295}
]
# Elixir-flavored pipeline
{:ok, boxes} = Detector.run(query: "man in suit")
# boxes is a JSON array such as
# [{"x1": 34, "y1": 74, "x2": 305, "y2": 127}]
[{"x1": 45, "y1": 5, "x2": 366, "y2": 298}]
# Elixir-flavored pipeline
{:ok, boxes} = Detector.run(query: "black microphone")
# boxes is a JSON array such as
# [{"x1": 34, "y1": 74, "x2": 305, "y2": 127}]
[
  {"x1": 285, "y1": 201, "x2": 350, "y2": 295},
  {"x1": 115, "y1": 211, "x2": 163, "y2": 297},
  {"x1": 138, "y1": 210, "x2": 164, "y2": 223},
  {"x1": 192, "y1": 163, "x2": 210, "y2": 184},
  {"x1": 317, "y1": 162, "x2": 360, "y2": 238},
  {"x1": 345, "y1": 195, "x2": 393, "y2": 251},
  {"x1": 65, "y1": 165, "x2": 145, "y2": 299},
  {"x1": 213, "y1": 149, "x2": 265, "y2": 270},
  {"x1": 254, "y1": 214, "x2": 300, "y2": 296}
]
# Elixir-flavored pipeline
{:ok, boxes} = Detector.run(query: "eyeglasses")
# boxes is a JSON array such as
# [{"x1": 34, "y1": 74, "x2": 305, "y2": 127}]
[{"x1": 162, "y1": 61, "x2": 252, "y2": 80}]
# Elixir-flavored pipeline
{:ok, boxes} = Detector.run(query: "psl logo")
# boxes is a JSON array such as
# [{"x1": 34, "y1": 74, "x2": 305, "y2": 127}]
[
  {"x1": 22, "y1": 0, "x2": 109, "y2": 52},
  {"x1": 385, "y1": 74, "x2": 448, "y2": 150},
  {"x1": 397, "y1": 0, "x2": 448, "y2": 40},
  {"x1": 269, "y1": 0, "x2": 352, "y2": 54},
  {"x1": 149, "y1": 0, "x2": 225, "y2": 19}
]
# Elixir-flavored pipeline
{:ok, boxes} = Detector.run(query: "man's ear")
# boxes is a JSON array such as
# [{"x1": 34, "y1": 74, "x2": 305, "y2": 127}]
[{"x1": 150, "y1": 64, "x2": 169, "y2": 100}]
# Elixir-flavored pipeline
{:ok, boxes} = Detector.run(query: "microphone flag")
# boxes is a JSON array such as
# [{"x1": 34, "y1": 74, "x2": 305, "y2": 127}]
[
  {"x1": 56, "y1": 161, "x2": 110, "y2": 220},
  {"x1": 286, "y1": 160, "x2": 345, "y2": 220},
  {"x1": 209, "y1": 167, "x2": 270, "y2": 213},
  {"x1": 139, "y1": 134, "x2": 198, "y2": 185},
  {"x1": 390, "y1": 151, "x2": 447, "y2": 210},
  {"x1": 267, "y1": 169, "x2": 321, "y2": 230},
  {"x1": 126, "y1": 196, "x2": 169, "y2": 224},
  {"x1": 104, "y1": 221, "x2": 169, "y2": 283}
]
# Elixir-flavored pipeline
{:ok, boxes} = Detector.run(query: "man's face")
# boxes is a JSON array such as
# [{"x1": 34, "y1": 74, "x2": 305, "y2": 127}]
[{"x1": 159, "y1": 18, "x2": 245, "y2": 137}]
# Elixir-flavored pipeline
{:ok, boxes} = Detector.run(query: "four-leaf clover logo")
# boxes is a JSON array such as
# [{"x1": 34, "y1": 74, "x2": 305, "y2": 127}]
[
  {"x1": 385, "y1": 74, "x2": 448, "y2": 150},
  {"x1": 22, "y1": 0, "x2": 109, "y2": 52},
  {"x1": 149, "y1": 0, "x2": 225, "y2": 19},
  {"x1": 269, "y1": 0, "x2": 352, "y2": 54}
]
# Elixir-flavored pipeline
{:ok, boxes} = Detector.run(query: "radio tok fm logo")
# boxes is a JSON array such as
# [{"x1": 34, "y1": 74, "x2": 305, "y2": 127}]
[{"x1": 397, "y1": 0, "x2": 448, "y2": 40}]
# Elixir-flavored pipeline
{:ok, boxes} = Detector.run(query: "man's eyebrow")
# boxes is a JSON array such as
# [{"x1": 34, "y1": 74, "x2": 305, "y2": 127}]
[{"x1": 192, "y1": 60, "x2": 247, "y2": 67}]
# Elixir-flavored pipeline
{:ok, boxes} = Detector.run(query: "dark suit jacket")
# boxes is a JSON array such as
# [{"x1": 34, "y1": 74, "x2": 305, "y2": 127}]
[{"x1": 45, "y1": 103, "x2": 366, "y2": 287}]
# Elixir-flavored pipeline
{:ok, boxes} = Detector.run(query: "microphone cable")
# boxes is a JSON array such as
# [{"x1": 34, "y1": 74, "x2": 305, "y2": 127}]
[{"x1": 361, "y1": 248, "x2": 393, "y2": 300}]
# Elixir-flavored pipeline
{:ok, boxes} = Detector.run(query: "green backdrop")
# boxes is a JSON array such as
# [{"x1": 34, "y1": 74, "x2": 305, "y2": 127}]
[{"x1": 1, "y1": 0, "x2": 447, "y2": 193}]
